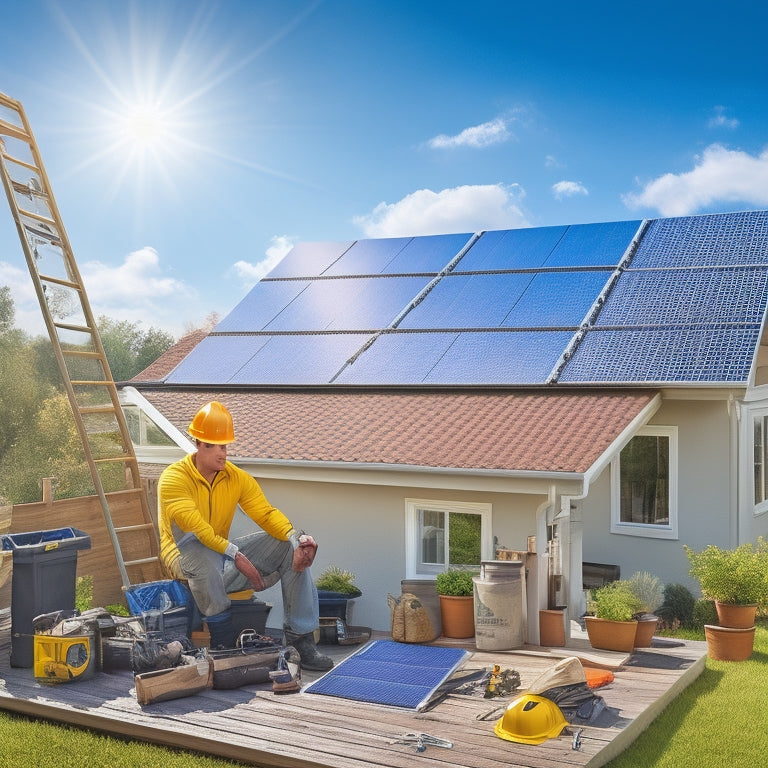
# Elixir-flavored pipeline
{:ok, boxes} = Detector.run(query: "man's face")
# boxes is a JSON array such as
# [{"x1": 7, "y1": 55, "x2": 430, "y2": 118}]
[{"x1": 195, "y1": 441, "x2": 228, "y2": 476}]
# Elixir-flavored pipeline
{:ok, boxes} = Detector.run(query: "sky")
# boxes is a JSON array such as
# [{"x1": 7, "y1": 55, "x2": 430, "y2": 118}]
[{"x1": 0, "y1": 0, "x2": 766, "y2": 338}]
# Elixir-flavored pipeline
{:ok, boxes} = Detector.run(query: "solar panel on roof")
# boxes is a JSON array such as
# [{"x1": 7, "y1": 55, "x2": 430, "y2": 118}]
[
  {"x1": 630, "y1": 211, "x2": 768, "y2": 269},
  {"x1": 166, "y1": 335, "x2": 270, "y2": 384},
  {"x1": 559, "y1": 325, "x2": 761, "y2": 384},
  {"x1": 323, "y1": 237, "x2": 412, "y2": 275},
  {"x1": 214, "y1": 281, "x2": 310, "y2": 333},
  {"x1": 263, "y1": 240, "x2": 354, "y2": 278},
  {"x1": 263, "y1": 275, "x2": 432, "y2": 332},
  {"x1": 597, "y1": 267, "x2": 768, "y2": 326},
  {"x1": 543, "y1": 220, "x2": 641, "y2": 267},
  {"x1": 382, "y1": 232, "x2": 474, "y2": 273},
  {"x1": 454, "y1": 225, "x2": 567, "y2": 271},
  {"x1": 228, "y1": 333, "x2": 372, "y2": 385}
]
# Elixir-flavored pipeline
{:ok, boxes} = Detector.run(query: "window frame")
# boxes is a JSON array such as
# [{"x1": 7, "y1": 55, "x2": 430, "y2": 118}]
[
  {"x1": 404, "y1": 498, "x2": 493, "y2": 579},
  {"x1": 610, "y1": 425, "x2": 678, "y2": 540},
  {"x1": 752, "y1": 410, "x2": 768, "y2": 516}
]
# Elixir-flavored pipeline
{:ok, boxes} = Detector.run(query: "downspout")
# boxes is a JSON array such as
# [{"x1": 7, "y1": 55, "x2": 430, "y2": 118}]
[
  {"x1": 728, "y1": 395, "x2": 740, "y2": 547},
  {"x1": 530, "y1": 486, "x2": 556, "y2": 645}
]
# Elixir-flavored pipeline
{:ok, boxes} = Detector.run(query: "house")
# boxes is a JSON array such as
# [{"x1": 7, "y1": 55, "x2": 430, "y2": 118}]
[{"x1": 119, "y1": 209, "x2": 768, "y2": 638}]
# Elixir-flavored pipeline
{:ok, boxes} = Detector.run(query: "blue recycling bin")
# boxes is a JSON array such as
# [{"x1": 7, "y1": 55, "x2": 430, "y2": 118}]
[{"x1": 1, "y1": 527, "x2": 91, "y2": 668}]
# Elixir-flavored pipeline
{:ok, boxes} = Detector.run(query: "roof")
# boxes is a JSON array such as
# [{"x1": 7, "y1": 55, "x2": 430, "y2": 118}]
[
  {"x1": 137, "y1": 388, "x2": 657, "y2": 474},
  {"x1": 130, "y1": 328, "x2": 208, "y2": 382},
  {"x1": 151, "y1": 210, "x2": 768, "y2": 388}
]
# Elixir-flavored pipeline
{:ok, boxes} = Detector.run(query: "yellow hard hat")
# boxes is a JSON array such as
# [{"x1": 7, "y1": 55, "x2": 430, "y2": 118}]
[
  {"x1": 494, "y1": 694, "x2": 568, "y2": 745},
  {"x1": 187, "y1": 401, "x2": 235, "y2": 444}
]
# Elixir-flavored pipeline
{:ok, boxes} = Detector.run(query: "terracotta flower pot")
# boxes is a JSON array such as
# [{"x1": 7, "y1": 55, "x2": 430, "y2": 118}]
[
  {"x1": 438, "y1": 594, "x2": 475, "y2": 638},
  {"x1": 539, "y1": 609, "x2": 566, "y2": 647},
  {"x1": 634, "y1": 616, "x2": 659, "y2": 648},
  {"x1": 585, "y1": 616, "x2": 637, "y2": 653},
  {"x1": 715, "y1": 601, "x2": 757, "y2": 629},
  {"x1": 704, "y1": 624, "x2": 756, "y2": 661}
]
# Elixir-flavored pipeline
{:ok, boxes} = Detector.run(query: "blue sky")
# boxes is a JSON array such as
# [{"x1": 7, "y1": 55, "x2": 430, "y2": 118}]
[{"x1": 1, "y1": 0, "x2": 766, "y2": 337}]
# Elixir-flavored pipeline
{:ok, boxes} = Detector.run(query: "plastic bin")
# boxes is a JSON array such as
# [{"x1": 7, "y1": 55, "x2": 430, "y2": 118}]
[
  {"x1": 125, "y1": 579, "x2": 202, "y2": 634},
  {"x1": 230, "y1": 598, "x2": 271, "y2": 638},
  {"x1": 1, "y1": 527, "x2": 91, "y2": 668}
]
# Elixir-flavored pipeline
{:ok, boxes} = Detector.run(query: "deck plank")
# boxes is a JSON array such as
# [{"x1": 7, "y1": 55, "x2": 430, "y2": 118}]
[{"x1": 0, "y1": 627, "x2": 707, "y2": 768}]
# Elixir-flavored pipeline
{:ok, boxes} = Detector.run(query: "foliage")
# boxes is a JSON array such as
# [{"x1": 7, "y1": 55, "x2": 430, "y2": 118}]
[
  {"x1": 314, "y1": 565, "x2": 361, "y2": 596},
  {"x1": 436, "y1": 569, "x2": 476, "y2": 596},
  {"x1": 75, "y1": 575, "x2": 93, "y2": 613},
  {"x1": 97, "y1": 316, "x2": 175, "y2": 382},
  {"x1": 626, "y1": 570, "x2": 664, "y2": 614},
  {"x1": 685, "y1": 539, "x2": 768, "y2": 607},
  {"x1": 448, "y1": 512, "x2": 482, "y2": 566},
  {"x1": 692, "y1": 598, "x2": 719, "y2": 628},
  {"x1": 657, "y1": 582, "x2": 696, "y2": 628},
  {"x1": 106, "y1": 603, "x2": 131, "y2": 617},
  {"x1": 589, "y1": 580, "x2": 643, "y2": 622}
]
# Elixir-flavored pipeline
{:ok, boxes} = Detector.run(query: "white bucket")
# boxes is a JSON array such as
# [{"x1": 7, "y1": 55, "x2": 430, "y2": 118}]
[{"x1": 473, "y1": 560, "x2": 525, "y2": 650}]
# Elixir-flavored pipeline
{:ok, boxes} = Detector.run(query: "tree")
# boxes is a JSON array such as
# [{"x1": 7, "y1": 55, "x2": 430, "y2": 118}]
[
  {"x1": 0, "y1": 285, "x2": 14, "y2": 336},
  {"x1": 97, "y1": 316, "x2": 175, "y2": 382}
]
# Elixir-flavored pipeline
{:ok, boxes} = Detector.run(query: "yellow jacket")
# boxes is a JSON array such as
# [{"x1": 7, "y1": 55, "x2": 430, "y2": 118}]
[{"x1": 158, "y1": 453, "x2": 293, "y2": 567}]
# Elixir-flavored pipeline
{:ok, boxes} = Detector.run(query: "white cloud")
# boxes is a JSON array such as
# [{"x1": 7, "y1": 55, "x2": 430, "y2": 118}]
[
  {"x1": 545, "y1": 155, "x2": 562, "y2": 169},
  {"x1": 353, "y1": 183, "x2": 530, "y2": 237},
  {"x1": 552, "y1": 180, "x2": 588, "y2": 200},
  {"x1": 708, "y1": 106, "x2": 739, "y2": 130},
  {"x1": 623, "y1": 144, "x2": 768, "y2": 216},
  {"x1": 428, "y1": 117, "x2": 512, "y2": 149},
  {"x1": 230, "y1": 235, "x2": 295, "y2": 287}
]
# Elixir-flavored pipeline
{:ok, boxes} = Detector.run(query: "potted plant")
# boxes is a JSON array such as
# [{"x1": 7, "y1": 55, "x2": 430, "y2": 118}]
[
  {"x1": 684, "y1": 539, "x2": 768, "y2": 661},
  {"x1": 585, "y1": 580, "x2": 643, "y2": 652},
  {"x1": 436, "y1": 569, "x2": 476, "y2": 639},
  {"x1": 315, "y1": 565, "x2": 362, "y2": 621},
  {"x1": 627, "y1": 571, "x2": 664, "y2": 647}
]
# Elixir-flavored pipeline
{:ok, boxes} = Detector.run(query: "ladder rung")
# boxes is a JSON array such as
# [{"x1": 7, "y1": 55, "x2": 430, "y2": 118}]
[
  {"x1": 79, "y1": 404, "x2": 118, "y2": 415},
  {"x1": 92, "y1": 456, "x2": 133, "y2": 464},
  {"x1": 24, "y1": 222, "x2": 61, "y2": 245},
  {"x1": 0, "y1": 118, "x2": 30, "y2": 142},
  {"x1": 124, "y1": 556, "x2": 162, "y2": 568},
  {"x1": 18, "y1": 208, "x2": 56, "y2": 227},
  {"x1": 60, "y1": 349, "x2": 101, "y2": 358},
  {"x1": 71, "y1": 380, "x2": 111, "y2": 386},
  {"x1": 115, "y1": 523, "x2": 156, "y2": 534},
  {"x1": 43, "y1": 275, "x2": 81, "y2": 291}
]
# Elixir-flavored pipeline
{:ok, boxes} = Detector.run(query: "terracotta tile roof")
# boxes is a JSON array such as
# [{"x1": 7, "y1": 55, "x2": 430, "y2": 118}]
[
  {"x1": 130, "y1": 329, "x2": 208, "y2": 382},
  {"x1": 135, "y1": 388, "x2": 657, "y2": 474}
]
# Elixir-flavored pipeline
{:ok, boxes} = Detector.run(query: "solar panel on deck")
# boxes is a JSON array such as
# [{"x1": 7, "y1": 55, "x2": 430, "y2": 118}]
[
  {"x1": 214, "y1": 281, "x2": 310, "y2": 333},
  {"x1": 227, "y1": 334, "x2": 371, "y2": 385},
  {"x1": 543, "y1": 220, "x2": 641, "y2": 267},
  {"x1": 631, "y1": 211, "x2": 768, "y2": 268},
  {"x1": 559, "y1": 326, "x2": 761, "y2": 384},
  {"x1": 166, "y1": 336, "x2": 270, "y2": 384},
  {"x1": 264, "y1": 240, "x2": 354, "y2": 278},
  {"x1": 454, "y1": 225, "x2": 566, "y2": 271},
  {"x1": 263, "y1": 276, "x2": 431, "y2": 332},
  {"x1": 597, "y1": 267, "x2": 768, "y2": 326}
]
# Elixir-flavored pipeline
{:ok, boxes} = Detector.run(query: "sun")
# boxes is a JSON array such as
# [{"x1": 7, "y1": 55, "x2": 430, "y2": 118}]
[{"x1": 121, "y1": 104, "x2": 168, "y2": 148}]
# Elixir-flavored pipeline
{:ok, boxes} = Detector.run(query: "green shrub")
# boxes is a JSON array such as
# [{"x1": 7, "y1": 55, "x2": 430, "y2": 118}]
[
  {"x1": 75, "y1": 575, "x2": 93, "y2": 613},
  {"x1": 627, "y1": 570, "x2": 664, "y2": 614},
  {"x1": 684, "y1": 539, "x2": 768, "y2": 607},
  {"x1": 436, "y1": 569, "x2": 476, "y2": 596},
  {"x1": 314, "y1": 565, "x2": 361, "y2": 596},
  {"x1": 657, "y1": 582, "x2": 696, "y2": 627},
  {"x1": 692, "y1": 598, "x2": 719, "y2": 628},
  {"x1": 590, "y1": 580, "x2": 643, "y2": 621}
]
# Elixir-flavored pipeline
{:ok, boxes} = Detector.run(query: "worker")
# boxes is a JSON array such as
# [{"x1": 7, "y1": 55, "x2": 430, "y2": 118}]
[{"x1": 157, "y1": 401, "x2": 333, "y2": 671}]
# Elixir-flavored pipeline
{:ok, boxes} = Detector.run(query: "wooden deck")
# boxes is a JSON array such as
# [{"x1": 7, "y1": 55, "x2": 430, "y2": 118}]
[{"x1": 0, "y1": 615, "x2": 707, "y2": 768}]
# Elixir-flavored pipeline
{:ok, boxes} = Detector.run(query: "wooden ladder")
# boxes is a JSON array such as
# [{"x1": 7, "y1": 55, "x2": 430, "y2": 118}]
[{"x1": 0, "y1": 91, "x2": 163, "y2": 588}]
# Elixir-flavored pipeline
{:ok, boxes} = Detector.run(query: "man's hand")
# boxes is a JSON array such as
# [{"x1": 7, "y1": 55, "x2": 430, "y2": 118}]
[
  {"x1": 234, "y1": 550, "x2": 266, "y2": 591},
  {"x1": 292, "y1": 533, "x2": 318, "y2": 572}
]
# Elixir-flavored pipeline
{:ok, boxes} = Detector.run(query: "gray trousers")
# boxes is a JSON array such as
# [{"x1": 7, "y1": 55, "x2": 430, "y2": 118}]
[{"x1": 169, "y1": 530, "x2": 319, "y2": 636}]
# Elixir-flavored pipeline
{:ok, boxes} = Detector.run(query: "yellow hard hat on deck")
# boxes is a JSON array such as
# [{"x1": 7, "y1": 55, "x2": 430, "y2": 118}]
[
  {"x1": 188, "y1": 401, "x2": 235, "y2": 444},
  {"x1": 494, "y1": 694, "x2": 568, "y2": 745}
]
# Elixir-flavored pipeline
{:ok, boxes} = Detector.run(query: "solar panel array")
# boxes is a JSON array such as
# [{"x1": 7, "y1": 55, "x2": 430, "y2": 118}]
[{"x1": 166, "y1": 211, "x2": 768, "y2": 387}]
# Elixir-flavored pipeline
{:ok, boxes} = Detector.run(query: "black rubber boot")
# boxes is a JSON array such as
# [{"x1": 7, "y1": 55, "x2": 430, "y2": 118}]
[
  {"x1": 206, "y1": 611, "x2": 235, "y2": 649},
  {"x1": 284, "y1": 630, "x2": 334, "y2": 672}
]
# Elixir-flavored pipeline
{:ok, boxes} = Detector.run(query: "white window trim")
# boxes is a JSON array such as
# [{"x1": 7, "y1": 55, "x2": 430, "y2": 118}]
[
  {"x1": 404, "y1": 498, "x2": 493, "y2": 579},
  {"x1": 751, "y1": 408, "x2": 768, "y2": 517},
  {"x1": 610, "y1": 426, "x2": 678, "y2": 540}
]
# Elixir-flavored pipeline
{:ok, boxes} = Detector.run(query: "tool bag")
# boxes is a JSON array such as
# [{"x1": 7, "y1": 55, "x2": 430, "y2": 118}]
[
  {"x1": 208, "y1": 631, "x2": 281, "y2": 689},
  {"x1": 134, "y1": 652, "x2": 213, "y2": 706}
]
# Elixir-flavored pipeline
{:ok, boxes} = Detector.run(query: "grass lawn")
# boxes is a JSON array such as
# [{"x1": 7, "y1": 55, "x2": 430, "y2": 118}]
[{"x1": 1, "y1": 622, "x2": 767, "y2": 766}]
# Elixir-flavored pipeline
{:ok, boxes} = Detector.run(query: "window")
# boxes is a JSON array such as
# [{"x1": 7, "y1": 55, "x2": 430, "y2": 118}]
[
  {"x1": 122, "y1": 404, "x2": 176, "y2": 447},
  {"x1": 405, "y1": 499, "x2": 493, "y2": 578},
  {"x1": 611, "y1": 426, "x2": 677, "y2": 539},
  {"x1": 754, "y1": 413, "x2": 768, "y2": 514}
]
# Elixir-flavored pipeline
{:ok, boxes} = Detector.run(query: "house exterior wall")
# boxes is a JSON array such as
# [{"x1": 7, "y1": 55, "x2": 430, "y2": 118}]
[
  {"x1": 580, "y1": 397, "x2": 732, "y2": 600},
  {"x1": 231, "y1": 477, "x2": 546, "y2": 631}
]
